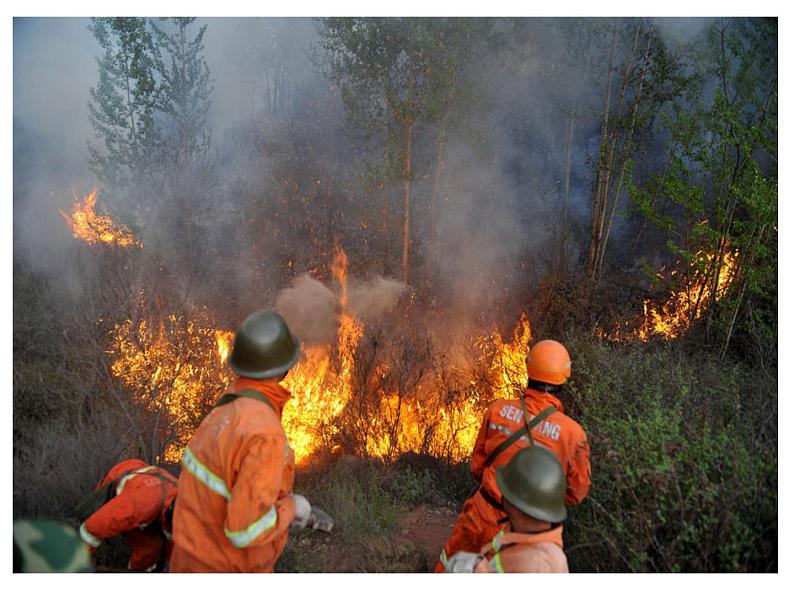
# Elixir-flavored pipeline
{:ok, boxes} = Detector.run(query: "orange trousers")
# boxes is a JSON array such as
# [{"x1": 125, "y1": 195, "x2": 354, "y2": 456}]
[
  {"x1": 122, "y1": 525, "x2": 169, "y2": 571},
  {"x1": 435, "y1": 490, "x2": 505, "y2": 573}
]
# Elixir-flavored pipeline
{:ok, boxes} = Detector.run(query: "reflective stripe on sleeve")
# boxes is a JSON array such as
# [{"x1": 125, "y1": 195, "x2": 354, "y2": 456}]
[
  {"x1": 491, "y1": 530, "x2": 504, "y2": 553},
  {"x1": 490, "y1": 530, "x2": 505, "y2": 573},
  {"x1": 116, "y1": 465, "x2": 157, "y2": 495},
  {"x1": 224, "y1": 505, "x2": 278, "y2": 548},
  {"x1": 491, "y1": 552, "x2": 505, "y2": 573},
  {"x1": 182, "y1": 447, "x2": 232, "y2": 500},
  {"x1": 79, "y1": 523, "x2": 102, "y2": 548},
  {"x1": 439, "y1": 549, "x2": 448, "y2": 569}
]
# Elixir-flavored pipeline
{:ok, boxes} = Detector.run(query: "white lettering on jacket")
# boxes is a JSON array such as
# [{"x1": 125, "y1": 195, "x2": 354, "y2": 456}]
[
  {"x1": 498, "y1": 404, "x2": 523, "y2": 424},
  {"x1": 496, "y1": 405, "x2": 561, "y2": 441}
]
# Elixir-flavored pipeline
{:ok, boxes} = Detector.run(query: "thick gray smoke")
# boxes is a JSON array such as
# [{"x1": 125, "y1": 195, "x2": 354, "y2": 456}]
[
  {"x1": 13, "y1": 17, "x2": 716, "y2": 331},
  {"x1": 348, "y1": 276, "x2": 407, "y2": 326},
  {"x1": 274, "y1": 274, "x2": 338, "y2": 345},
  {"x1": 275, "y1": 273, "x2": 406, "y2": 346},
  {"x1": 13, "y1": 18, "x2": 100, "y2": 291},
  {"x1": 427, "y1": 21, "x2": 599, "y2": 327}
]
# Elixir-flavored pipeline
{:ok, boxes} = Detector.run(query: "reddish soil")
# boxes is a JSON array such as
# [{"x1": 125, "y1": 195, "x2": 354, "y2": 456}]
[{"x1": 395, "y1": 504, "x2": 459, "y2": 570}]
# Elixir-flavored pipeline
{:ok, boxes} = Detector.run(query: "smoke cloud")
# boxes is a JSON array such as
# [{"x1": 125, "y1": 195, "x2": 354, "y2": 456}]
[
  {"x1": 274, "y1": 274, "x2": 339, "y2": 345},
  {"x1": 651, "y1": 17, "x2": 713, "y2": 48},
  {"x1": 13, "y1": 17, "x2": 720, "y2": 333},
  {"x1": 274, "y1": 273, "x2": 407, "y2": 346},
  {"x1": 348, "y1": 276, "x2": 407, "y2": 326}
]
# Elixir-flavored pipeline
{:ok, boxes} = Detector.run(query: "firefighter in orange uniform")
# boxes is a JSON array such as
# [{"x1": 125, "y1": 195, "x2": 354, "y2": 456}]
[
  {"x1": 78, "y1": 459, "x2": 178, "y2": 571},
  {"x1": 169, "y1": 310, "x2": 333, "y2": 573},
  {"x1": 446, "y1": 446, "x2": 569, "y2": 573},
  {"x1": 436, "y1": 339, "x2": 590, "y2": 571}
]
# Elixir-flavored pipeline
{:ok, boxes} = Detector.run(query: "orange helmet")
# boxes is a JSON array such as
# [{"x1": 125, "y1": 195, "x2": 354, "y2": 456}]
[{"x1": 525, "y1": 340, "x2": 571, "y2": 386}]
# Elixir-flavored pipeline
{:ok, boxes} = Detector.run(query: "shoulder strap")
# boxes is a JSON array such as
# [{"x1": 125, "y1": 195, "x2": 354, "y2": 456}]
[
  {"x1": 131, "y1": 471, "x2": 178, "y2": 486},
  {"x1": 214, "y1": 388, "x2": 277, "y2": 414},
  {"x1": 483, "y1": 405, "x2": 557, "y2": 469}
]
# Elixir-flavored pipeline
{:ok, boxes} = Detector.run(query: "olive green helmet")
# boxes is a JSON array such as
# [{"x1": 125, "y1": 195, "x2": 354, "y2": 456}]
[
  {"x1": 13, "y1": 520, "x2": 92, "y2": 573},
  {"x1": 495, "y1": 446, "x2": 567, "y2": 523},
  {"x1": 229, "y1": 310, "x2": 300, "y2": 379}
]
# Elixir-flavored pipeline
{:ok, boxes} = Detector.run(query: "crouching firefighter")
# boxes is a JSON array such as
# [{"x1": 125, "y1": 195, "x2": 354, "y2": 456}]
[
  {"x1": 436, "y1": 339, "x2": 590, "y2": 572},
  {"x1": 445, "y1": 445, "x2": 569, "y2": 573},
  {"x1": 76, "y1": 459, "x2": 178, "y2": 571},
  {"x1": 169, "y1": 310, "x2": 333, "y2": 573}
]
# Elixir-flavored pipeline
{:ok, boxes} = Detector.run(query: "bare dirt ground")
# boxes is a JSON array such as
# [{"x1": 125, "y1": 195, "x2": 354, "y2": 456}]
[
  {"x1": 277, "y1": 503, "x2": 460, "y2": 572},
  {"x1": 395, "y1": 504, "x2": 458, "y2": 571}
]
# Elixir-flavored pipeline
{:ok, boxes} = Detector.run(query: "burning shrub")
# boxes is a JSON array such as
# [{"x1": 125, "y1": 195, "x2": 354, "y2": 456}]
[
  {"x1": 60, "y1": 190, "x2": 142, "y2": 249},
  {"x1": 597, "y1": 250, "x2": 739, "y2": 343},
  {"x1": 107, "y1": 296, "x2": 233, "y2": 462}
]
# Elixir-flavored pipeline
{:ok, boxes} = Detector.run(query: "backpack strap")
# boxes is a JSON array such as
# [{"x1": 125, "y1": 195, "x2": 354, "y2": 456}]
[
  {"x1": 482, "y1": 405, "x2": 557, "y2": 469},
  {"x1": 214, "y1": 388, "x2": 277, "y2": 414}
]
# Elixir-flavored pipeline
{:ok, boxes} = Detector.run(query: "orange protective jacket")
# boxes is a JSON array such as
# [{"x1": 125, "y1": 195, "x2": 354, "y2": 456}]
[
  {"x1": 436, "y1": 389, "x2": 590, "y2": 571},
  {"x1": 169, "y1": 377, "x2": 297, "y2": 573},
  {"x1": 471, "y1": 388, "x2": 591, "y2": 507},
  {"x1": 79, "y1": 459, "x2": 178, "y2": 571},
  {"x1": 474, "y1": 525, "x2": 568, "y2": 573}
]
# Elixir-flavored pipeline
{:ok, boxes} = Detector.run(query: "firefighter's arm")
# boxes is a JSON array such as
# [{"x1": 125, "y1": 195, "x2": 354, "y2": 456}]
[
  {"x1": 564, "y1": 430, "x2": 592, "y2": 505},
  {"x1": 80, "y1": 491, "x2": 153, "y2": 551},
  {"x1": 469, "y1": 407, "x2": 492, "y2": 481},
  {"x1": 223, "y1": 434, "x2": 296, "y2": 549}
]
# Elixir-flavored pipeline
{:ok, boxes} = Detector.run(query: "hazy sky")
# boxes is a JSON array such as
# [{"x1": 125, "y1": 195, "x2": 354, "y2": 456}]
[{"x1": 14, "y1": 18, "x2": 98, "y2": 165}]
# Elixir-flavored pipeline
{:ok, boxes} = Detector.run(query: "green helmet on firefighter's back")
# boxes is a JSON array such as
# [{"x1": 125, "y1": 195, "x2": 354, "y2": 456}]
[
  {"x1": 495, "y1": 445, "x2": 567, "y2": 524},
  {"x1": 13, "y1": 520, "x2": 92, "y2": 573},
  {"x1": 228, "y1": 310, "x2": 300, "y2": 379}
]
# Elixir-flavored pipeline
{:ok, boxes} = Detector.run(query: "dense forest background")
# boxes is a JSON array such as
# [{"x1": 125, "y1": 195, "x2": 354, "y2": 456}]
[{"x1": 13, "y1": 17, "x2": 777, "y2": 572}]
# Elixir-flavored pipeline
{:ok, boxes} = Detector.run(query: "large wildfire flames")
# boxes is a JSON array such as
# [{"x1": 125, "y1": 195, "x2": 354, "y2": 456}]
[
  {"x1": 598, "y1": 250, "x2": 738, "y2": 342},
  {"x1": 62, "y1": 189, "x2": 738, "y2": 464},
  {"x1": 108, "y1": 279, "x2": 531, "y2": 464},
  {"x1": 66, "y1": 194, "x2": 532, "y2": 464},
  {"x1": 109, "y1": 308, "x2": 234, "y2": 462},
  {"x1": 184, "y1": 246, "x2": 531, "y2": 464},
  {"x1": 60, "y1": 190, "x2": 142, "y2": 248},
  {"x1": 65, "y1": 187, "x2": 737, "y2": 467}
]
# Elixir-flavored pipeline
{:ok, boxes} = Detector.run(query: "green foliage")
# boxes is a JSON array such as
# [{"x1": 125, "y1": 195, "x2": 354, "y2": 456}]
[
  {"x1": 564, "y1": 335, "x2": 777, "y2": 572},
  {"x1": 294, "y1": 458, "x2": 443, "y2": 541},
  {"x1": 628, "y1": 18, "x2": 777, "y2": 358},
  {"x1": 150, "y1": 18, "x2": 213, "y2": 175},
  {"x1": 318, "y1": 464, "x2": 399, "y2": 541},
  {"x1": 87, "y1": 17, "x2": 161, "y2": 193},
  {"x1": 87, "y1": 17, "x2": 215, "y2": 238},
  {"x1": 387, "y1": 465, "x2": 436, "y2": 507},
  {"x1": 278, "y1": 458, "x2": 431, "y2": 572},
  {"x1": 316, "y1": 18, "x2": 490, "y2": 185}
]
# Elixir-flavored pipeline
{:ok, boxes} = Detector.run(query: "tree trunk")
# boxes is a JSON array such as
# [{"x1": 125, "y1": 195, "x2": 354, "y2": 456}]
[
  {"x1": 595, "y1": 32, "x2": 652, "y2": 277},
  {"x1": 401, "y1": 47, "x2": 415, "y2": 287},
  {"x1": 587, "y1": 25, "x2": 618, "y2": 281},
  {"x1": 719, "y1": 222, "x2": 767, "y2": 358},
  {"x1": 425, "y1": 127, "x2": 446, "y2": 289},
  {"x1": 559, "y1": 113, "x2": 575, "y2": 272},
  {"x1": 402, "y1": 121, "x2": 413, "y2": 286}
]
